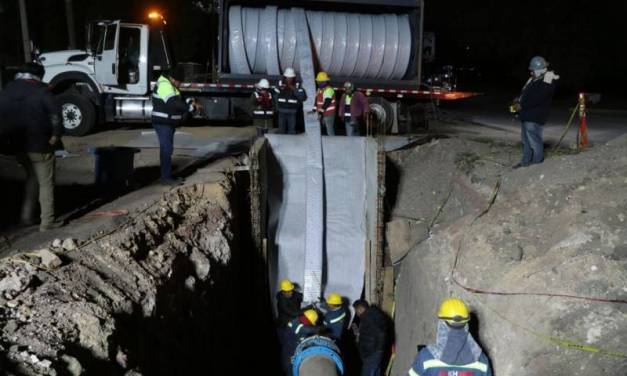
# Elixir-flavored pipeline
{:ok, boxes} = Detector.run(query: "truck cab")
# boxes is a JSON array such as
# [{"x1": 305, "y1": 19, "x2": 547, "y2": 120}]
[{"x1": 39, "y1": 16, "x2": 171, "y2": 135}]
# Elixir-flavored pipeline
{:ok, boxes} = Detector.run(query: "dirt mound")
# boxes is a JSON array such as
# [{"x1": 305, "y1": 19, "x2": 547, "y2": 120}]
[
  {"x1": 389, "y1": 137, "x2": 627, "y2": 375},
  {"x1": 0, "y1": 179, "x2": 277, "y2": 375}
]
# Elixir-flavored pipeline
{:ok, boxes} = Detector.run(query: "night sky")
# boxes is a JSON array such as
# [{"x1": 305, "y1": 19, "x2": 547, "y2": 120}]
[{"x1": 1, "y1": 0, "x2": 625, "y2": 98}]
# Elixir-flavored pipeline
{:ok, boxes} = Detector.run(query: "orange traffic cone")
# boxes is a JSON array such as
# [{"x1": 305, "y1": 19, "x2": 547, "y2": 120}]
[{"x1": 578, "y1": 93, "x2": 589, "y2": 150}]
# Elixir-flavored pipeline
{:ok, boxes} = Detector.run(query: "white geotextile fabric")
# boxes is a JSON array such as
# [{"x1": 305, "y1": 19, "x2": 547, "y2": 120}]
[
  {"x1": 294, "y1": 7, "x2": 325, "y2": 303},
  {"x1": 266, "y1": 136, "x2": 371, "y2": 307}
]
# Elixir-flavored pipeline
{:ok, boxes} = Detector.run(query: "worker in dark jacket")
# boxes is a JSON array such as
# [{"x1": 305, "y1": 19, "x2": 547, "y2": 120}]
[
  {"x1": 274, "y1": 67, "x2": 307, "y2": 134},
  {"x1": 283, "y1": 309, "x2": 321, "y2": 375},
  {"x1": 353, "y1": 299, "x2": 390, "y2": 376},
  {"x1": 339, "y1": 81, "x2": 369, "y2": 136},
  {"x1": 0, "y1": 62, "x2": 63, "y2": 231},
  {"x1": 276, "y1": 279, "x2": 303, "y2": 327},
  {"x1": 151, "y1": 71, "x2": 194, "y2": 185},
  {"x1": 512, "y1": 56, "x2": 559, "y2": 168},
  {"x1": 323, "y1": 292, "x2": 348, "y2": 342},
  {"x1": 251, "y1": 78, "x2": 274, "y2": 135},
  {"x1": 408, "y1": 298, "x2": 492, "y2": 376}
]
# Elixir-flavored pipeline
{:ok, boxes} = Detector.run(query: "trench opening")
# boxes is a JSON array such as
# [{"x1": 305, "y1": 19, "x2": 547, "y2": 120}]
[{"x1": 52, "y1": 171, "x2": 281, "y2": 375}]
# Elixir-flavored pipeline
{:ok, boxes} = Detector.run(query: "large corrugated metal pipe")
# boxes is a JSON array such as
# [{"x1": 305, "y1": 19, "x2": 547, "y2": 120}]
[
  {"x1": 229, "y1": 6, "x2": 412, "y2": 80},
  {"x1": 292, "y1": 336, "x2": 344, "y2": 376}
]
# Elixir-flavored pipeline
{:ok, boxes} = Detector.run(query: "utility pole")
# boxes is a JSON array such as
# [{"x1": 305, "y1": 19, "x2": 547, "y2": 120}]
[
  {"x1": 18, "y1": 0, "x2": 31, "y2": 62},
  {"x1": 65, "y1": 0, "x2": 76, "y2": 49}
]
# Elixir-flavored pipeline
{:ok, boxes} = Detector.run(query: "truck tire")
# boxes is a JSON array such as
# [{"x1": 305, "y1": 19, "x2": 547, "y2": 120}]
[
  {"x1": 368, "y1": 97, "x2": 394, "y2": 134},
  {"x1": 56, "y1": 92, "x2": 96, "y2": 136}
]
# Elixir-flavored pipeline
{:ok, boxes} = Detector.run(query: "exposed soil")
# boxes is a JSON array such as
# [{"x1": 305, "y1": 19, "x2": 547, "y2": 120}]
[
  {"x1": 0, "y1": 174, "x2": 278, "y2": 375},
  {"x1": 389, "y1": 136, "x2": 627, "y2": 375}
]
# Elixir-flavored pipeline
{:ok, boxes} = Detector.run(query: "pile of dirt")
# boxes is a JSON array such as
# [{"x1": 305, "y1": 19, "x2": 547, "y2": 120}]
[
  {"x1": 0, "y1": 178, "x2": 277, "y2": 375},
  {"x1": 388, "y1": 137, "x2": 627, "y2": 375}
]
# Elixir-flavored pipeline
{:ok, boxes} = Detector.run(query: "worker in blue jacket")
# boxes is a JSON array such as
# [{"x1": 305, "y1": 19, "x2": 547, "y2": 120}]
[
  {"x1": 408, "y1": 298, "x2": 492, "y2": 376},
  {"x1": 283, "y1": 309, "x2": 322, "y2": 375},
  {"x1": 323, "y1": 293, "x2": 348, "y2": 342}
]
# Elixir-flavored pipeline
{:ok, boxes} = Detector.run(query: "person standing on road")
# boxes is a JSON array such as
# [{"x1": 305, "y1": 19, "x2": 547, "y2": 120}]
[
  {"x1": 315, "y1": 71, "x2": 337, "y2": 135},
  {"x1": 512, "y1": 56, "x2": 559, "y2": 168},
  {"x1": 339, "y1": 81, "x2": 369, "y2": 136},
  {"x1": 408, "y1": 298, "x2": 492, "y2": 376},
  {"x1": 0, "y1": 62, "x2": 63, "y2": 231},
  {"x1": 251, "y1": 78, "x2": 274, "y2": 135},
  {"x1": 274, "y1": 68, "x2": 307, "y2": 134},
  {"x1": 352, "y1": 299, "x2": 390, "y2": 376},
  {"x1": 151, "y1": 71, "x2": 195, "y2": 185}
]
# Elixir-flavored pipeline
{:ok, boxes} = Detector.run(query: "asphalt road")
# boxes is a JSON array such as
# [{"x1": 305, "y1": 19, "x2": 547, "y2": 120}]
[{"x1": 436, "y1": 96, "x2": 627, "y2": 146}]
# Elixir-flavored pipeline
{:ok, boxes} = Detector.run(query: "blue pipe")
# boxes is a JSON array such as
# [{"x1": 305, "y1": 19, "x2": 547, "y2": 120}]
[{"x1": 292, "y1": 336, "x2": 344, "y2": 376}]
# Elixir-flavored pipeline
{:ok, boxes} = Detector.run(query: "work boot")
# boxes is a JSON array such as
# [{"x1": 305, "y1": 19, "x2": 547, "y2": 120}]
[
  {"x1": 39, "y1": 220, "x2": 64, "y2": 232},
  {"x1": 512, "y1": 163, "x2": 525, "y2": 170}
]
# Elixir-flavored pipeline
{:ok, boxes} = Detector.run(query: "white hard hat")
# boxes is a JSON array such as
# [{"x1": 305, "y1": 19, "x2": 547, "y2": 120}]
[
  {"x1": 283, "y1": 67, "x2": 296, "y2": 78},
  {"x1": 256, "y1": 78, "x2": 270, "y2": 89}
]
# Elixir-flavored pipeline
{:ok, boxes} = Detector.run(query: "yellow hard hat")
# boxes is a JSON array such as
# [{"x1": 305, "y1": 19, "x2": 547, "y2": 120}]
[
  {"x1": 316, "y1": 71, "x2": 330, "y2": 82},
  {"x1": 280, "y1": 279, "x2": 294, "y2": 292},
  {"x1": 437, "y1": 298, "x2": 470, "y2": 325},
  {"x1": 303, "y1": 309, "x2": 319, "y2": 325},
  {"x1": 326, "y1": 293, "x2": 342, "y2": 306}
]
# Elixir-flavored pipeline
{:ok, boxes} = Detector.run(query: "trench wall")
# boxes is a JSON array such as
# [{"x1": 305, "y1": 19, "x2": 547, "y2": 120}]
[{"x1": 0, "y1": 175, "x2": 278, "y2": 375}]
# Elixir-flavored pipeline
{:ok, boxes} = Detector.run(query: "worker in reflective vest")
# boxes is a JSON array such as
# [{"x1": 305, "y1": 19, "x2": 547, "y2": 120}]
[
  {"x1": 283, "y1": 309, "x2": 322, "y2": 374},
  {"x1": 274, "y1": 67, "x2": 307, "y2": 134},
  {"x1": 315, "y1": 71, "x2": 337, "y2": 135},
  {"x1": 251, "y1": 78, "x2": 274, "y2": 135},
  {"x1": 339, "y1": 81, "x2": 369, "y2": 136},
  {"x1": 322, "y1": 293, "x2": 348, "y2": 342},
  {"x1": 408, "y1": 298, "x2": 493, "y2": 376},
  {"x1": 151, "y1": 71, "x2": 195, "y2": 185}
]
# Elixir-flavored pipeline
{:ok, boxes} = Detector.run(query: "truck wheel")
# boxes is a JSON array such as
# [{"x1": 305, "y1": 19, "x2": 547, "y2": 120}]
[
  {"x1": 56, "y1": 92, "x2": 96, "y2": 136},
  {"x1": 368, "y1": 97, "x2": 394, "y2": 134}
]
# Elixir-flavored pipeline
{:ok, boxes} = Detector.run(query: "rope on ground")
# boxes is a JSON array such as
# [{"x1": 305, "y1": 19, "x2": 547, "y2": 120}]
[
  {"x1": 450, "y1": 178, "x2": 627, "y2": 305},
  {"x1": 478, "y1": 297, "x2": 627, "y2": 359},
  {"x1": 551, "y1": 104, "x2": 579, "y2": 152}
]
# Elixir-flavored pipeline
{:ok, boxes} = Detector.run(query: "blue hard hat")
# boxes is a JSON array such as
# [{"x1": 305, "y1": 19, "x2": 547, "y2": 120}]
[{"x1": 529, "y1": 56, "x2": 548, "y2": 70}]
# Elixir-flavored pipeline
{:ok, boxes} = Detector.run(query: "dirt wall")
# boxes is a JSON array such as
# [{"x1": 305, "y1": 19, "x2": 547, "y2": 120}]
[
  {"x1": 0, "y1": 176, "x2": 278, "y2": 375},
  {"x1": 389, "y1": 137, "x2": 627, "y2": 375}
]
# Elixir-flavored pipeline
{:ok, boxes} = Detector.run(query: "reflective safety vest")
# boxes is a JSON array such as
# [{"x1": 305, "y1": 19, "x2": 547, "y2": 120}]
[
  {"x1": 252, "y1": 90, "x2": 274, "y2": 119},
  {"x1": 287, "y1": 317, "x2": 318, "y2": 341},
  {"x1": 408, "y1": 348, "x2": 493, "y2": 376},
  {"x1": 274, "y1": 83, "x2": 304, "y2": 114},
  {"x1": 316, "y1": 86, "x2": 336, "y2": 116},
  {"x1": 343, "y1": 94, "x2": 353, "y2": 119},
  {"x1": 151, "y1": 75, "x2": 188, "y2": 126},
  {"x1": 323, "y1": 308, "x2": 347, "y2": 340}
]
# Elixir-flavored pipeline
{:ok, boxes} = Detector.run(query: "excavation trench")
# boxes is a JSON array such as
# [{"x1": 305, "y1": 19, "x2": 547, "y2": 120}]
[{"x1": 0, "y1": 169, "x2": 280, "y2": 375}]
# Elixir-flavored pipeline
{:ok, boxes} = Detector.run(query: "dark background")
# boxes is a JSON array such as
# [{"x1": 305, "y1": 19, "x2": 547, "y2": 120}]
[{"x1": 1, "y1": 0, "x2": 625, "y2": 99}]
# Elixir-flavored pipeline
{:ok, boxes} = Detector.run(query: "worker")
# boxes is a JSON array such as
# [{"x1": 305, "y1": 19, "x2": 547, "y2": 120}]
[
  {"x1": 283, "y1": 309, "x2": 322, "y2": 374},
  {"x1": 274, "y1": 67, "x2": 307, "y2": 134},
  {"x1": 339, "y1": 81, "x2": 369, "y2": 136},
  {"x1": 251, "y1": 78, "x2": 274, "y2": 135},
  {"x1": 315, "y1": 71, "x2": 337, "y2": 135},
  {"x1": 0, "y1": 62, "x2": 63, "y2": 231},
  {"x1": 151, "y1": 70, "x2": 195, "y2": 185},
  {"x1": 408, "y1": 298, "x2": 492, "y2": 376},
  {"x1": 323, "y1": 292, "x2": 348, "y2": 342},
  {"x1": 512, "y1": 56, "x2": 559, "y2": 169},
  {"x1": 352, "y1": 299, "x2": 390, "y2": 376},
  {"x1": 276, "y1": 279, "x2": 303, "y2": 327}
]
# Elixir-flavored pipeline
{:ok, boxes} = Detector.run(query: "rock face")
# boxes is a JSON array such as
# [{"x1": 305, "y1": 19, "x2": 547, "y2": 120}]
[
  {"x1": 0, "y1": 180, "x2": 278, "y2": 375},
  {"x1": 390, "y1": 137, "x2": 627, "y2": 376}
]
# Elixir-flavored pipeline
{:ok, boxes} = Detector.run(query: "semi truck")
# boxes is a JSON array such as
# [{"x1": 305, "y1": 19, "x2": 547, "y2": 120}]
[{"x1": 36, "y1": 0, "x2": 467, "y2": 136}]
